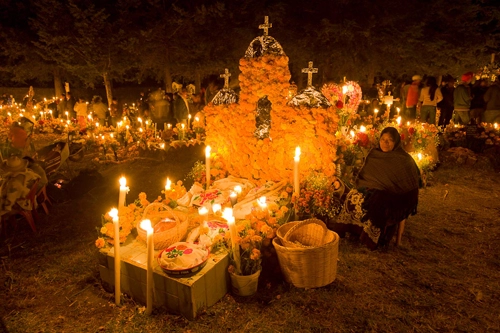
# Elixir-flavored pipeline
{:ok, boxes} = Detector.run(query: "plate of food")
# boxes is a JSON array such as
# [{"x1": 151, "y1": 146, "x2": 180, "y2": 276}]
[{"x1": 157, "y1": 242, "x2": 210, "y2": 276}]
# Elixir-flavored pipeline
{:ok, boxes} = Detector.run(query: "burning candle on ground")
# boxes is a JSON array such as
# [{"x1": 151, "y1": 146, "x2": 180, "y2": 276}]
[
  {"x1": 397, "y1": 116, "x2": 401, "y2": 126},
  {"x1": 109, "y1": 208, "x2": 121, "y2": 306},
  {"x1": 65, "y1": 111, "x2": 69, "y2": 120},
  {"x1": 118, "y1": 177, "x2": 129, "y2": 214},
  {"x1": 223, "y1": 208, "x2": 241, "y2": 274},
  {"x1": 257, "y1": 196, "x2": 267, "y2": 210},
  {"x1": 188, "y1": 114, "x2": 192, "y2": 129},
  {"x1": 205, "y1": 146, "x2": 211, "y2": 189},
  {"x1": 294, "y1": 147, "x2": 301, "y2": 197},
  {"x1": 140, "y1": 219, "x2": 154, "y2": 315}
]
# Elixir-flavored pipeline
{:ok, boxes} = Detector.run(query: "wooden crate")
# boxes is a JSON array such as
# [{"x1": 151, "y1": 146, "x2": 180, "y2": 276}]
[{"x1": 99, "y1": 237, "x2": 229, "y2": 320}]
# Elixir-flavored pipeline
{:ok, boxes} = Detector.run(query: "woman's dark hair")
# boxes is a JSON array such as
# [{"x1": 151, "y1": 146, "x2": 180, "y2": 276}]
[
  {"x1": 426, "y1": 76, "x2": 438, "y2": 101},
  {"x1": 380, "y1": 127, "x2": 401, "y2": 150}
]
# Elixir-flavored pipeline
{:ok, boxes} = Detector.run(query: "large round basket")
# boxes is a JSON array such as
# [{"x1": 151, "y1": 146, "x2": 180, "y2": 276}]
[
  {"x1": 272, "y1": 230, "x2": 339, "y2": 288},
  {"x1": 278, "y1": 218, "x2": 328, "y2": 248},
  {"x1": 137, "y1": 203, "x2": 189, "y2": 250}
]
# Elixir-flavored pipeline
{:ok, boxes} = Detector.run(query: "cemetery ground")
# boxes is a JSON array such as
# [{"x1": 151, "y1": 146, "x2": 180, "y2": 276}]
[{"x1": 0, "y1": 144, "x2": 499, "y2": 333}]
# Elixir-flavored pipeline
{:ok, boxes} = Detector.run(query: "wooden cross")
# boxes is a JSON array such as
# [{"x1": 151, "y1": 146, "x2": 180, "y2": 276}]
[
  {"x1": 259, "y1": 16, "x2": 272, "y2": 36},
  {"x1": 301, "y1": 61, "x2": 318, "y2": 87},
  {"x1": 220, "y1": 68, "x2": 231, "y2": 89}
]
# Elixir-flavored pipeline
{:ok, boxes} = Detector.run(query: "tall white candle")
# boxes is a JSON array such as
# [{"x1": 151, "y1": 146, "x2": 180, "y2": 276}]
[
  {"x1": 109, "y1": 208, "x2": 120, "y2": 306},
  {"x1": 294, "y1": 147, "x2": 301, "y2": 196},
  {"x1": 205, "y1": 146, "x2": 211, "y2": 189},
  {"x1": 140, "y1": 219, "x2": 154, "y2": 315},
  {"x1": 118, "y1": 177, "x2": 129, "y2": 214},
  {"x1": 188, "y1": 114, "x2": 192, "y2": 129},
  {"x1": 223, "y1": 208, "x2": 241, "y2": 274}
]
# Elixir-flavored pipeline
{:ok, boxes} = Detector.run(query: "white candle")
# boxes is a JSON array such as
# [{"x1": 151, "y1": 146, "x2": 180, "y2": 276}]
[
  {"x1": 109, "y1": 208, "x2": 120, "y2": 306},
  {"x1": 229, "y1": 191, "x2": 237, "y2": 207},
  {"x1": 65, "y1": 111, "x2": 69, "y2": 120},
  {"x1": 223, "y1": 208, "x2": 241, "y2": 274},
  {"x1": 140, "y1": 219, "x2": 154, "y2": 315},
  {"x1": 118, "y1": 177, "x2": 129, "y2": 214},
  {"x1": 188, "y1": 114, "x2": 192, "y2": 129},
  {"x1": 294, "y1": 146, "x2": 301, "y2": 196},
  {"x1": 205, "y1": 146, "x2": 211, "y2": 189},
  {"x1": 397, "y1": 116, "x2": 401, "y2": 126}
]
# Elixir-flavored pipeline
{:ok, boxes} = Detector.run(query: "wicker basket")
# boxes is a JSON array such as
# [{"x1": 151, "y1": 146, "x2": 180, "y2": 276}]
[
  {"x1": 279, "y1": 218, "x2": 328, "y2": 248},
  {"x1": 273, "y1": 230, "x2": 339, "y2": 288},
  {"x1": 136, "y1": 203, "x2": 189, "y2": 250}
]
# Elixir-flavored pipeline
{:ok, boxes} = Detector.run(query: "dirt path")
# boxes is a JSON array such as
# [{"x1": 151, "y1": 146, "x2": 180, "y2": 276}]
[{"x1": 1, "y1": 151, "x2": 499, "y2": 333}]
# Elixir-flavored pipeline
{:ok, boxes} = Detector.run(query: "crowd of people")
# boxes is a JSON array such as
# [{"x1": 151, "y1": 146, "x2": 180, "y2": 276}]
[{"x1": 364, "y1": 73, "x2": 500, "y2": 126}]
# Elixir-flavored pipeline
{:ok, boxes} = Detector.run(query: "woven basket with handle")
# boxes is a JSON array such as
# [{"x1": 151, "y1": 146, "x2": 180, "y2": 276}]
[
  {"x1": 273, "y1": 230, "x2": 339, "y2": 288},
  {"x1": 136, "y1": 202, "x2": 189, "y2": 250},
  {"x1": 279, "y1": 218, "x2": 328, "y2": 248}
]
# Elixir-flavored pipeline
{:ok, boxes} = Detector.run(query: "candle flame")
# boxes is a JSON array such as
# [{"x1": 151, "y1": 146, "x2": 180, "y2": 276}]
[
  {"x1": 205, "y1": 145, "x2": 211, "y2": 158},
  {"x1": 234, "y1": 185, "x2": 242, "y2": 194},
  {"x1": 195, "y1": 117, "x2": 199, "y2": 122},
  {"x1": 360, "y1": 125, "x2": 366, "y2": 133},
  {"x1": 109, "y1": 208, "x2": 119, "y2": 220},
  {"x1": 198, "y1": 206, "x2": 208, "y2": 215},
  {"x1": 222, "y1": 207, "x2": 233, "y2": 220},
  {"x1": 188, "y1": 114, "x2": 192, "y2": 119},
  {"x1": 350, "y1": 130, "x2": 355, "y2": 138},
  {"x1": 138, "y1": 117, "x2": 142, "y2": 123},
  {"x1": 397, "y1": 116, "x2": 401, "y2": 125},
  {"x1": 140, "y1": 219, "x2": 152, "y2": 231},
  {"x1": 165, "y1": 178, "x2": 171, "y2": 190},
  {"x1": 257, "y1": 196, "x2": 267, "y2": 209},
  {"x1": 230, "y1": 191, "x2": 237, "y2": 198},
  {"x1": 119, "y1": 177, "x2": 127, "y2": 187},
  {"x1": 212, "y1": 203, "x2": 222, "y2": 213},
  {"x1": 418, "y1": 153, "x2": 422, "y2": 161},
  {"x1": 294, "y1": 146, "x2": 301, "y2": 161},
  {"x1": 494, "y1": 123, "x2": 498, "y2": 129}
]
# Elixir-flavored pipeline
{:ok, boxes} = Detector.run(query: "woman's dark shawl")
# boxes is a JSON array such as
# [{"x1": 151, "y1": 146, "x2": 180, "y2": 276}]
[{"x1": 356, "y1": 146, "x2": 420, "y2": 228}]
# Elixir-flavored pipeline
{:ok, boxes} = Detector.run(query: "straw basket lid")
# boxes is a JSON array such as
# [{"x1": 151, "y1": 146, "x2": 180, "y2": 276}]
[{"x1": 2, "y1": 156, "x2": 28, "y2": 173}]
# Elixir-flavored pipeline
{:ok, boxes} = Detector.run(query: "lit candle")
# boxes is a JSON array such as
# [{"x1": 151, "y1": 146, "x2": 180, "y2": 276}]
[
  {"x1": 257, "y1": 196, "x2": 267, "y2": 209},
  {"x1": 109, "y1": 208, "x2": 120, "y2": 306},
  {"x1": 223, "y1": 208, "x2": 241, "y2": 274},
  {"x1": 198, "y1": 206, "x2": 209, "y2": 226},
  {"x1": 181, "y1": 123, "x2": 185, "y2": 140},
  {"x1": 234, "y1": 185, "x2": 242, "y2": 195},
  {"x1": 188, "y1": 114, "x2": 192, "y2": 129},
  {"x1": 165, "y1": 178, "x2": 171, "y2": 191},
  {"x1": 118, "y1": 177, "x2": 129, "y2": 214},
  {"x1": 205, "y1": 146, "x2": 211, "y2": 189},
  {"x1": 374, "y1": 109, "x2": 378, "y2": 123},
  {"x1": 350, "y1": 130, "x2": 355, "y2": 139},
  {"x1": 418, "y1": 153, "x2": 422, "y2": 161},
  {"x1": 407, "y1": 121, "x2": 410, "y2": 126},
  {"x1": 397, "y1": 116, "x2": 401, "y2": 126},
  {"x1": 65, "y1": 111, "x2": 69, "y2": 120},
  {"x1": 212, "y1": 203, "x2": 222, "y2": 215},
  {"x1": 397, "y1": 107, "x2": 400, "y2": 116},
  {"x1": 294, "y1": 146, "x2": 301, "y2": 196},
  {"x1": 229, "y1": 191, "x2": 237, "y2": 207},
  {"x1": 360, "y1": 126, "x2": 366, "y2": 133},
  {"x1": 140, "y1": 219, "x2": 154, "y2": 315},
  {"x1": 494, "y1": 123, "x2": 498, "y2": 129}
]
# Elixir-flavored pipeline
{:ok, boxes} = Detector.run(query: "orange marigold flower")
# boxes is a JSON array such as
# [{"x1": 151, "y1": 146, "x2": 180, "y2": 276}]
[{"x1": 95, "y1": 238, "x2": 105, "y2": 248}]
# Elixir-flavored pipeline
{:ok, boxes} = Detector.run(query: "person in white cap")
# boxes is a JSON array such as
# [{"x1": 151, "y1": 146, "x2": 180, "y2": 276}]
[{"x1": 405, "y1": 75, "x2": 422, "y2": 121}]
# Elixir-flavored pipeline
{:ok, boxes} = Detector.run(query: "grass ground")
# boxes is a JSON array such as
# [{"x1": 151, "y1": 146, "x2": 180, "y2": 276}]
[{"x1": 1, "y1": 146, "x2": 499, "y2": 333}]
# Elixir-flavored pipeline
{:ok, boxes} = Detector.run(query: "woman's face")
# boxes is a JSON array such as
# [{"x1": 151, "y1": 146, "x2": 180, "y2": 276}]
[{"x1": 379, "y1": 133, "x2": 396, "y2": 152}]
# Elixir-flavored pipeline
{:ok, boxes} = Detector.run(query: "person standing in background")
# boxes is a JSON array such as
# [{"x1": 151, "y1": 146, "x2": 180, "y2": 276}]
[
  {"x1": 483, "y1": 78, "x2": 500, "y2": 123},
  {"x1": 419, "y1": 76, "x2": 443, "y2": 124},
  {"x1": 74, "y1": 97, "x2": 88, "y2": 131},
  {"x1": 109, "y1": 97, "x2": 122, "y2": 128},
  {"x1": 438, "y1": 77, "x2": 455, "y2": 127},
  {"x1": 453, "y1": 72, "x2": 473, "y2": 125},
  {"x1": 405, "y1": 75, "x2": 422, "y2": 121},
  {"x1": 470, "y1": 79, "x2": 488, "y2": 124}
]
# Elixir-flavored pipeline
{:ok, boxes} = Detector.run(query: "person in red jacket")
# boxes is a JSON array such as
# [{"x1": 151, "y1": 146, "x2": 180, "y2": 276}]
[{"x1": 405, "y1": 75, "x2": 422, "y2": 121}]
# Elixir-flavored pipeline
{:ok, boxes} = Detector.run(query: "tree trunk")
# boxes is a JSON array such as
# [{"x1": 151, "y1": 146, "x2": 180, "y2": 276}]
[
  {"x1": 367, "y1": 66, "x2": 375, "y2": 86},
  {"x1": 103, "y1": 72, "x2": 113, "y2": 107},
  {"x1": 164, "y1": 47, "x2": 173, "y2": 93},
  {"x1": 53, "y1": 67, "x2": 63, "y2": 98},
  {"x1": 195, "y1": 68, "x2": 201, "y2": 94}
]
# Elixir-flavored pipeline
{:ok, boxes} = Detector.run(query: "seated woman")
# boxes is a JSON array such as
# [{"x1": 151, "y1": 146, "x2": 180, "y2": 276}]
[{"x1": 331, "y1": 127, "x2": 420, "y2": 249}]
